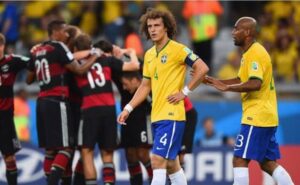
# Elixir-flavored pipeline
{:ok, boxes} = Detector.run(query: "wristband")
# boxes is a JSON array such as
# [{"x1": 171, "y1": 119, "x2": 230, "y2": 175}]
[
  {"x1": 182, "y1": 86, "x2": 192, "y2": 96},
  {"x1": 124, "y1": 104, "x2": 133, "y2": 113}
]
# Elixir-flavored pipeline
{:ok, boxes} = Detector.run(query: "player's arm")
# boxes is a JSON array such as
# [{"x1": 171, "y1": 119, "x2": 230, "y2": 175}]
[
  {"x1": 220, "y1": 77, "x2": 241, "y2": 85},
  {"x1": 65, "y1": 49, "x2": 101, "y2": 75},
  {"x1": 26, "y1": 70, "x2": 35, "y2": 84},
  {"x1": 73, "y1": 48, "x2": 103, "y2": 60},
  {"x1": 208, "y1": 77, "x2": 261, "y2": 92},
  {"x1": 117, "y1": 78, "x2": 151, "y2": 124},
  {"x1": 168, "y1": 58, "x2": 209, "y2": 104},
  {"x1": 122, "y1": 48, "x2": 140, "y2": 71},
  {"x1": 26, "y1": 56, "x2": 36, "y2": 84}
]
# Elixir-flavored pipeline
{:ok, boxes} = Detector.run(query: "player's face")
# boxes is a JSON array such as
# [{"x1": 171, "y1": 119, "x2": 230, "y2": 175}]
[
  {"x1": 232, "y1": 21, "x2": 246, "y2": 46},
  {"x1": 121, "y1": 77, "x2": 138, "y2": 94},
  {"x1": 57, "y1": 25, "x2": 69, "y2": 43},
  {"x1": 147, "y1": 18, "x2": 167, "y2": 42}
]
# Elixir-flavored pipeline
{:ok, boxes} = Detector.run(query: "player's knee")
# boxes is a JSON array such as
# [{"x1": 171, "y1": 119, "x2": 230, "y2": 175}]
[
  {"x1": 101, "y1": 149, "x2": 114, "y2": 163},
  {"x1": 151, "y1": 154, "x2": 167, "y2": 169},
  {"x1": 233, "y1": 156, "x2": 249, "y2": 167},
  {"x1": 137, "y1": 148, "x2": 150, "y2": 162},
  {"x1": 45, "y1": 149, "x2": 57, "y2": 156},
  {"x1": 259, "y1": 160, "x2": 278, "y2": 175}
]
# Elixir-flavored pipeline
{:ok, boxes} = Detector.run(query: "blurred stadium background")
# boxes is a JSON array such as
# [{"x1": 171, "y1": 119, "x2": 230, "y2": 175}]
[{"x1": 0, "y1": 1, "x2": 299, "y2": 185}]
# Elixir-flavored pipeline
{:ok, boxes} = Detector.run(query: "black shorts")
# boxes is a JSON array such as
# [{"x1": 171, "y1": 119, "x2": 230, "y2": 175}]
[
  {"x1": 78, "y1": 107, "x2": 118, "y2": 150},
  {"x1": 119, "y1": 112, "x2": 153, "y2": 148},
  {"x1": 36, "y1": 98, "x2": 75, "y2": 149},
  {"x1": 70, "y1": 102, "x2": 81, "y2": 146},
  {"x1": 0, "y1": 111, "x2": 21, "y2": 155},
  {"x1": 180, "y1": 108, "x2": 198, "y2": 153}
]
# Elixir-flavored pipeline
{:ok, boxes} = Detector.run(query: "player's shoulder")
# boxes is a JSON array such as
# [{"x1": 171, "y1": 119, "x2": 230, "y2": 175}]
[
  {"x1": 144, "y1": 45, "x2": 156, "y2": 58},
  {"x1": 169, "y1": 40, "x2": 186, "y2": 49},
  {"x1": 10, "y1": 54, "x2": 30, "y2": 61},
  {"x1": 250, "y1": 42, "x2": 269, "y2": 56},
  {"x1": 50, "y1": 40, "x2": 70, "y2": 52}
]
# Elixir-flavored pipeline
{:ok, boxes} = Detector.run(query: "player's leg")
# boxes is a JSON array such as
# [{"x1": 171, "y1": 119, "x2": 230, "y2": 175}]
[
  {"x1": 100, "y1": 149, "x2": 116, "y2": 185},
  {"x1": 258, "y1": 128, "x2": 294, "y2": 185},
  {"x1": 61, "y1": 152, "x2": 74, "y2": 185},
  {"x1": 44, "y1": 149, "x2": 57, "y2": 181},
  {"x1": 46, "y1": 100, "x2": 75, "y2": 185},
  {"x1": 151, "y1": 120, "x2": 186, "y2": 185},
  {"x1": 260, "y1": 160, "x2": 294, "y2": 185},
  {"x1": 3, "y1": 154, "x2": 18, "y2": 185},
  {"x1": 179, "y1": 108, "x2": 198, "y2": 170},
  {"x1": 48, "y1": 148, "x2": 74, "y2": 185},
  {"x1": 98, "y1": 115, "x2": 118, "y2": 185},
  {"x1": 0, "y1": 111, "x2": 21, "y2": 185},
  {"x1": 151, "y1": 154, "x2": 168, "y2": 185},
  {"x1": 167, "y1": 156, "x2": 187, "y2": 185},
  {"x1": 232, "y1": 124, "x2": 256, "y2": 185},
  {"x1": 137, "y1": 147, "x2": 153, "y2": 183},
  {"x1": 81, "y1": 147, "x2": 97, "y2": 185},
  {"x1": 78, "y1": 112, "x2": 100, "y2": 185},
  {"x1": 125, "y1": 147, "x2": 143, "y2": 185},
  {"x1": 232, "y1": 157, "x2": 250, "y2": 185},
  {"x1": 73, "y1": 157, "x2": 85, "y2": 185}
]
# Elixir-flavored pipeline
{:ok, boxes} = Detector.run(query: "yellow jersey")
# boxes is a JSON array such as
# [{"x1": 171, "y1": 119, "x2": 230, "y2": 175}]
[
  {"x1": 143, "y1": 40, "x2": 198, "y2": 122},
  {"x1": 238, "y1": 42, "x2": 278, "y2": 127}
]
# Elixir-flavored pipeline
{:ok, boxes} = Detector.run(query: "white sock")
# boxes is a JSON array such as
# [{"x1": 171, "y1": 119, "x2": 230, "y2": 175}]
[
  {"x1": 233, "y1": 167, "x2": 249, "y2": 185},
  {"x1": 169, "y1": 168, "x2": 187, "y2": 185},
  {"x1": 151, "y1": 169, "x2": 166, "y2": 185},
  {"x1": 272, "y1": 165, "x2": 294, "y2": 185}
]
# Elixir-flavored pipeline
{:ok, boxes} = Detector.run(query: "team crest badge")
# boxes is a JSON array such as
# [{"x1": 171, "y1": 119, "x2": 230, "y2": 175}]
[{"x1": 161, "y1": 54, "x2": 167, "y2": 64}]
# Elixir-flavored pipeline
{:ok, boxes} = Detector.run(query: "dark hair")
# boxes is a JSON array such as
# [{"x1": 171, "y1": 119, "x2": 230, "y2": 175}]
[
  {"x1": 122, "y1": 71, "x2": 142, "y2": 80},
  {"x1": 94, "y1": 40, "x2": 113, "y2": 53},
  {"x1": 139, "y1": 8, "x2": 177, "y2": 40},
  {"x1": 74, "y1": 34, "x2": 92, "y2": 51},
  {"x1": 47, "y1": 20, "x2": 66, "y2": 36},
  {"x1": 0, "y1": 33, "x2": 5, "y2": 45}
]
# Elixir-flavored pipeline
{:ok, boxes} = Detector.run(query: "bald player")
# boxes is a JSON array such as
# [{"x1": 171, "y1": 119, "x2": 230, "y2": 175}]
[{"x1": 205, "y1": 17, "x2": 294, "y2": 185}]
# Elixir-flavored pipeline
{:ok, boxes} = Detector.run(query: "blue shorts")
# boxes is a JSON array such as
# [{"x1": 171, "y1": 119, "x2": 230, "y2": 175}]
[
  {"x1": 234, "y1": 124, "x2": 280, "y2": 162},
  {"x1": 151, "y1": 120, "x2": 185, "y2": 160}
]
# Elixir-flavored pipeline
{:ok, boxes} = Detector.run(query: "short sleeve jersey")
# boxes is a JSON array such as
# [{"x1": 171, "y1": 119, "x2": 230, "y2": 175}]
[
  {"x1": 238, "y1": 42, "x2": 278, "y2": 127},
  {"x1": 75, "y1": 56, "x2": 123, "y2": 114},
  {"x1": 28, "y1": 41, "x2": 74, "y2": 98},
  {"x1": 143, "y1": 40, "x2": 199, "y2": 122},
  {"x1": 0, "y1": 54, "x2": 29, "y2": 111}
]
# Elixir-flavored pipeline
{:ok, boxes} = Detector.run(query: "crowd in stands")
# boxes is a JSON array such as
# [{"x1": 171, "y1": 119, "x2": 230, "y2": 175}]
[{"x1": 1, "y1": 1, "x2": 300, "y2": 84}]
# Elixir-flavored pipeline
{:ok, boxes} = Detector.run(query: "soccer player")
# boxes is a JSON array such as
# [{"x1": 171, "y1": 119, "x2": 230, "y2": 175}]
[
  {"x1": 117, "y1": 8, "x2": 209, "y2": 185},
  {"x1": 205, "y1": 17, "x2": 294, "y2": 185},
  {"x1": 73, "y1": 35, "x2": 140, "y2": 185},
  {"x1": 179, "y1": 98, "x2": 198, "y2": 169},
  {"x1": 26, "y1": 20, "x2": 100, "y2": 185},
  {"x1": 121, "y1": 71, "x2": 153, "y2": 185},
  {"x1": 0, "y1": 33, "x2": 30, "y2": 185}
]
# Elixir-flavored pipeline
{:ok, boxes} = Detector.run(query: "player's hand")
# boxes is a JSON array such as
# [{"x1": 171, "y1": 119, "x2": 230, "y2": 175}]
[
  {"x1": 167, "y1": 91, "x2": 185, "y2": 104},
  {"x1": 30, "y1": 43, "x2": 42, "y2": 53},
  {"x1": 117, "y1": 110, "x2": 129, "y2": 125},
  {"x1": 211, "y1": 79, "x2": 229, "y2": 91},
  {"x1": 204, "y1": 75, "x2": 216, "y2": 85},
  {"x1": 90, "y1": 47, "x2": 103, "y2": 57}
]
